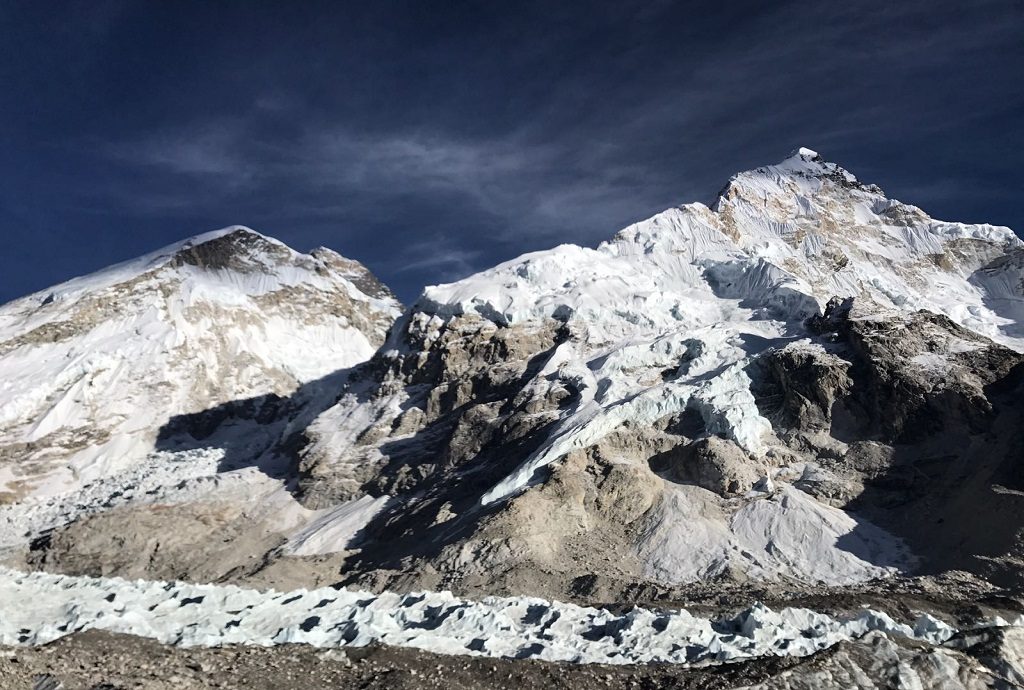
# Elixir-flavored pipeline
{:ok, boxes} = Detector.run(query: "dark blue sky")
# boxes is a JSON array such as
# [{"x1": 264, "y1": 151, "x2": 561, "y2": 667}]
[{"x1": 2, "y1": 1, "x2": 1022, "y2": 304}]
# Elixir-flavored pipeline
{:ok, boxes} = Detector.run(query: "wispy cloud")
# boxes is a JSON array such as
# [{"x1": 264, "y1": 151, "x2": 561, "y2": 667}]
[
  {"x1": 104, "y1": 123, "x2": 255, "y2": 178},
  {"x1": 90, "y1": 117, "x2": 675, "y2": 252},
  {"x1": 390, "y1": 239, "x2": 482, "y2": 284}
]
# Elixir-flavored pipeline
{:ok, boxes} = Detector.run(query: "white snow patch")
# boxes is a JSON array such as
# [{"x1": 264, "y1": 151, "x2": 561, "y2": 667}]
[
  {"x1": 638, "y1": 485, "x2": 914, "y2": 585},
  {"x1": 730, "y1": 486, "x2": 915, "y2": 584},
  {"x1": 911, "y1": 353, "x2": 950, "y2": 371},
  {"x1": 284, "y1": 495, "x2": 391, "y2": 556}
]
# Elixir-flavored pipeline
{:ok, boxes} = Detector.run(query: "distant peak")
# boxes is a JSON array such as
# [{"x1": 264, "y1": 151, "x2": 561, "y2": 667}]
[
  {"x1": 176, "y1": 226, "x2": 277, "y2": 251},
  {"x1": 169, "y1": 226, "x2": 294, "y2": 273},
  {"x1": 310, "y1": 247, "x2": 400, "y2": 302}
]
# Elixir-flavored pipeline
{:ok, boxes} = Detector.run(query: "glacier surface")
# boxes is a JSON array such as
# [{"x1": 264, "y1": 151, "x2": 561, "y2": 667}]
[{"x1": 0, "y1": 567, "x2": 971, "y2": 666}]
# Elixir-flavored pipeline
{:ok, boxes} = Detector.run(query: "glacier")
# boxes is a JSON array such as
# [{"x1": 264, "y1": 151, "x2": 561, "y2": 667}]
[{"x1": 0, "y1": 566, "x2": 974, "y2": 666}]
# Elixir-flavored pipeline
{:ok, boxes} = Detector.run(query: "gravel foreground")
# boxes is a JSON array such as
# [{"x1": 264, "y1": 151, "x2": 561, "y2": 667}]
[
  {"x1": 0, "y1": 630, "x2": 834, "y2": 690},
  {"x1": 4, "y1": 625, "x2": 1024, "y2": 690}
]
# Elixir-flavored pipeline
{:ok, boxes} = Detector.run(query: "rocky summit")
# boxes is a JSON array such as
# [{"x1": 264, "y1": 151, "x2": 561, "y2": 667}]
[{"x1": 3, "y1": 151, "x2": 1024, "y2": 689}]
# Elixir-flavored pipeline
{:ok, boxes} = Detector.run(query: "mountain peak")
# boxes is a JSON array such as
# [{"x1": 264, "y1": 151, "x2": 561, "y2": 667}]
[
  {"x1": 788, "y1": 146, "x2": 821, "y2": 160},
  {"x1": 169, "y1": 226, "x2": 294, "y2": 273},
  {"x1": 710, "y1": 147, "x2": 867, "y2": 213},
  {"x1": 5, "y1": 227, "x2": 318, "y2": 310},
  {"x1": 767, "y1": 146, "x2": 850, "y2": 180}
]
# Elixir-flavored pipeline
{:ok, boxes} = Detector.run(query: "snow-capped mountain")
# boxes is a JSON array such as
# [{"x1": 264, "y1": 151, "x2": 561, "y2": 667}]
[
  {"x1": 4, "y1": 150, "x2": 1024, "y2": 686},
  {"x1": 0, "y1": 227, "x2": 401, "y2": 562},
  {"x1": 293, "y1": 148, "x2": 1024, "y2": 598}
]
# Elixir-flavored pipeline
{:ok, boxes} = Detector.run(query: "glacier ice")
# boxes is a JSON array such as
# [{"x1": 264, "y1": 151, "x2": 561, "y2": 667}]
[{"x1": 0, "y1": 567, "x2": 969, "y2": 666}]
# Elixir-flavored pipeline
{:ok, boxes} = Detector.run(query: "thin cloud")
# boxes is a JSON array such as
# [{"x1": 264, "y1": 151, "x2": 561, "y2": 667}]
[
  {"x1": 93, "y1": 120, "x2": 668, "y2": 248},
  {"x1": 392, "y1": 244, "x2": 482, "y2": 281},
  {"x1": 104, "y1": 124, "x2": 253, "y2": 178}
]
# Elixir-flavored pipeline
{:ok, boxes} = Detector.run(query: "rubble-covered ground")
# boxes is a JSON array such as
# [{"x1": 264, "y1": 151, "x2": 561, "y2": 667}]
[{"x1": 4, "y1": 623, "x2": 1024, "y2": 690}]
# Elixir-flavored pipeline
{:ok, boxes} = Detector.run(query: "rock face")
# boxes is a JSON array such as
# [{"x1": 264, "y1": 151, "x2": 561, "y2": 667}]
[
  {"x1": 760, "y1": 303, "x2": 1024, "y2": 587},
  {"x1": 663, "y1": 436, "x2": 762, "y2": 495}
]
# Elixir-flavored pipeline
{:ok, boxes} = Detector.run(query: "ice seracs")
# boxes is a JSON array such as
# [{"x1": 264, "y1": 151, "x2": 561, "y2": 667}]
[{"x1": 0, "y1": 566, "x2": 972, "y2": 666}]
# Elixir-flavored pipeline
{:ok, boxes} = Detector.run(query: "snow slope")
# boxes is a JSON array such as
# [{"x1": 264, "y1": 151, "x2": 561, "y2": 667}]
[
  {"x1": 421, "y1": 148, "x2": 1020, "y2": 344},
  {"x1": 639, "y1": 483, "x2": 916, "y2": 585}
]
